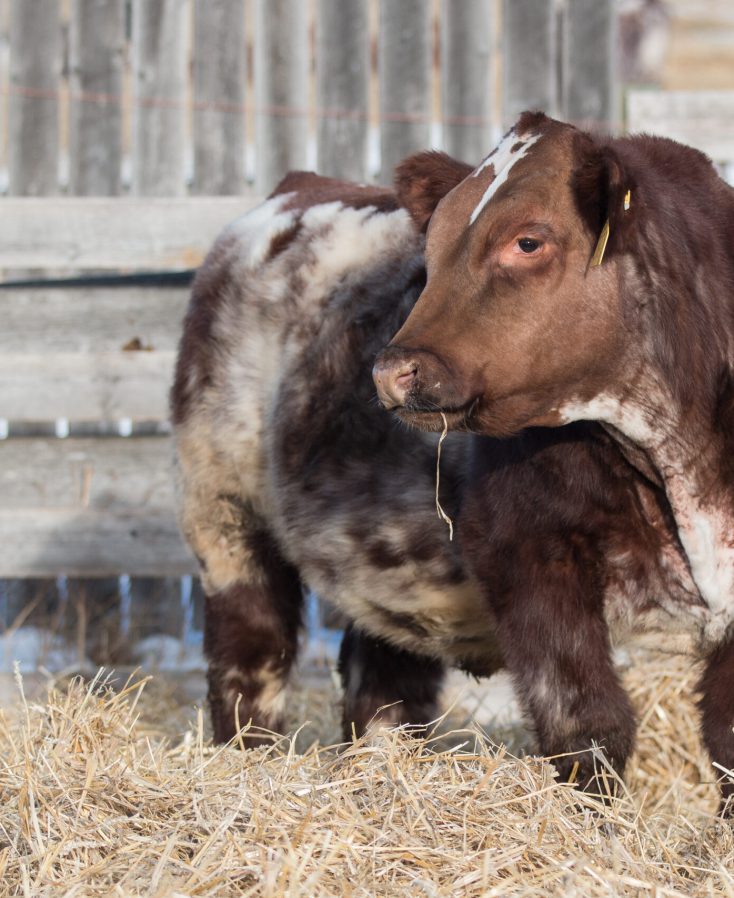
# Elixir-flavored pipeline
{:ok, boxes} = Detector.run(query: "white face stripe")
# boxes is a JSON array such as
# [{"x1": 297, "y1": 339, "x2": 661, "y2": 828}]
[{"x1": 469, "y1": 131, "x2": 542, "y2": 225}]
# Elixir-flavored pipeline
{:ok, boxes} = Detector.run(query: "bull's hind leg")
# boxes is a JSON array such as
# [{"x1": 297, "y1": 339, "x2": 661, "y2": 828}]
[
  {"x1": 183, "y1": 491, "x2": 302, "y2": 745},
  {"x1": 338, "y1": 624, "x2": 444, "y2": 739},
  {"x1": 203, "y1": 527, "x2": 302, "y2": 746},
  {"x1": 699, "y1": 635, "x2": 734, "y2": 815}
]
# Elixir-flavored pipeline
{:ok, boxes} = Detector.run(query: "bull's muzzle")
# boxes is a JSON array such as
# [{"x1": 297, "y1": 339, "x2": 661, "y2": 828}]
[{"x1": 372, "y1": 347, "x2": 418, "y2": 409}]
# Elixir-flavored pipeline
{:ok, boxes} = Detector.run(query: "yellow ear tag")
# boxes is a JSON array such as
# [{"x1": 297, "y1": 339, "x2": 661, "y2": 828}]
[
  {"x1": 591, "y1": 190, "x2": 630, "y2": 267},
  {"x1": 590, "y1": 219, "x2": 610, "y2": 267}
]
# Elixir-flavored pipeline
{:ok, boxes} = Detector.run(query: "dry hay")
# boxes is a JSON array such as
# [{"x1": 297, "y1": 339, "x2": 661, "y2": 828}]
[{"x1": 1, "y1": 651, "x2": 733, "y2": 897}]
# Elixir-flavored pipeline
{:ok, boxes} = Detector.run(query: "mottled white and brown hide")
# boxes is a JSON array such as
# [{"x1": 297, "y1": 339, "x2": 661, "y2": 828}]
[{"x1": 171, "y1": 173, "x2": 501, "y2": 746}]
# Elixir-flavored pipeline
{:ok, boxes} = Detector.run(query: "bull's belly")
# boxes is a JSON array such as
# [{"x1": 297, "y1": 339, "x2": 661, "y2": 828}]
[{"x1": 301, "y1": 558, "x2": 499, "y2": 672}]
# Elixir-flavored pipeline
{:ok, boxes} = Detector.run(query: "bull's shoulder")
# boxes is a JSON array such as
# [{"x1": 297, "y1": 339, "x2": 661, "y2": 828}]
[
  {"x1": 270, "y1": 170, "x2": 400, "y2": 215},
  {"x1": 208, "y1": 171, "x2": 419, "y2": 287}
]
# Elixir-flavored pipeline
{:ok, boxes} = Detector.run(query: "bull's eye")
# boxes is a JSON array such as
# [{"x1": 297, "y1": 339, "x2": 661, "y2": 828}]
[{"x1": 518, "y1": 237, "x2": 541, "y2": 253}]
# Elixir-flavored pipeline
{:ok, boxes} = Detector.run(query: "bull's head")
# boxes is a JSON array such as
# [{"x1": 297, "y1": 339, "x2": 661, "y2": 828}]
[{"x1": 373, "y1": 112, "x2": 637, "y2": 437}]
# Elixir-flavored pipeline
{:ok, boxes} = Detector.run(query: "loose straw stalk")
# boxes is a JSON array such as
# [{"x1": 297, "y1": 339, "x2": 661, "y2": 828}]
[{"x1": 436, "y1": 412, "x2": 454, "y2": 540}]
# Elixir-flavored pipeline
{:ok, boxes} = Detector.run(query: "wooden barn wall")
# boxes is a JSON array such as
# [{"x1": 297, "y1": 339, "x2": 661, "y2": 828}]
[{"x1": 0, "y1": 0, "x2": 618, "y2": 198}]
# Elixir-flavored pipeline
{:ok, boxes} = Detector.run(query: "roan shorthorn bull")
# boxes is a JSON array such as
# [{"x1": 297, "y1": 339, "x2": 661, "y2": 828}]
[
  {"x1": 374, "y1": 111, "x2": 734, "y2": 812},
  {"x1": 171, "y1": 173, "x2": 504, "y2": 746}
]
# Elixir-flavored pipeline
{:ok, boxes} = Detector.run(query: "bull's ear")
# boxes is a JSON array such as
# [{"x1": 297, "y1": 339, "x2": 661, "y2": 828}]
[
  {"x1": 395, "y1": 151, "x2": 474, "y2": 233},
  {"x1": 572, "y1": 133, "x2": 636, "y2": 265}
]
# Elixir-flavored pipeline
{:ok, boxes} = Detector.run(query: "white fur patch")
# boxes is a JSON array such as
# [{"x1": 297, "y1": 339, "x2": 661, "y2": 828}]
[
  {"x1": 664, "y1": 478, "x2": 734, "y2": 642},
  {"x1": 469, "y1": 131, "x2": 542, "y2": 225},
  {"x1": 225, "y1": 194, "x2": 298, "y2": 269},
  {"x1": 558, "y1": 394, "x2": 659, "y2": 447},
  {"x1": 299, "y1": 202, "x2": 415, "y2": 296},
  {"x1": 253, "y1": 663, "x2": 288, "y2": 721},
  {"x1": 223, "y1": 664, "x2": 287, "y2": 724}
]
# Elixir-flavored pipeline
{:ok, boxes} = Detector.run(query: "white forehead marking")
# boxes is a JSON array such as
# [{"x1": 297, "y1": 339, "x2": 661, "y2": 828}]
[{"x1": 469, "y1": 131, "x2": 542, "y2": 225}]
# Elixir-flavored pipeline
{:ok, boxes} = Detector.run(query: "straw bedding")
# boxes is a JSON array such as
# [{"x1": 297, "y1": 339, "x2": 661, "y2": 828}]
[{"x1": 1, "y1": 649, "x2": 733, "y2": 897}]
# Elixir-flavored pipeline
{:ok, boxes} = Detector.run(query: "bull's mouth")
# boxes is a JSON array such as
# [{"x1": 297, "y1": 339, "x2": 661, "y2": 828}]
[{"x1": 393, "y1": 399, "x2": 479, "y2": 433}]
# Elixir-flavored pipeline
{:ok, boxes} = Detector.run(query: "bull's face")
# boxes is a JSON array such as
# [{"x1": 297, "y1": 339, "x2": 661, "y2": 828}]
[{"x1": 374, "y1": 112, "x2": 635, "y2": 437}]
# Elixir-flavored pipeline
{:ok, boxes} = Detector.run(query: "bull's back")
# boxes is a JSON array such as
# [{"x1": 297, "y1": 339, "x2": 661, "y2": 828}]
[{"x1": 172, "y1": 175, "x2": 421, "y2": 511}]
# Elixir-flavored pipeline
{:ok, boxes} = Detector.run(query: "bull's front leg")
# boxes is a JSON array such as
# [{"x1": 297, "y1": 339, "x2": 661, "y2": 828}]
[
  {"x1": 699, "y1": 634, "x2": 734, "y2": 815},
  {"x1": 467, "y1": 523, "x2": 636, "y2": 797},
  {"x1": 498, "y1": 536, "x2": 635, "y2": 794},
  {"x1": 338, "y1": 623, "x2": 444, "y2": 739}
]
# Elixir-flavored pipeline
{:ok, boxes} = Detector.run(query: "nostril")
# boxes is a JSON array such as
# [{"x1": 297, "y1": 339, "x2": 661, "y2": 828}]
[
  {"x1": 395, "y1": 365, "x2": 417, "y2": 391},
  {"x1": 373, "y1": 355, "x2": 419, "y2": 408}
]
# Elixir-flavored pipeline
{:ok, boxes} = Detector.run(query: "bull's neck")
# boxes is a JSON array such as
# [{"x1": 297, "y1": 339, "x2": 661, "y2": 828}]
[
  {"x1": 598, "y1": 165, "x2": 734, "y2": 638},
  {"x1": 595, "y1": 383, "x2": 734, "y2": 642}
]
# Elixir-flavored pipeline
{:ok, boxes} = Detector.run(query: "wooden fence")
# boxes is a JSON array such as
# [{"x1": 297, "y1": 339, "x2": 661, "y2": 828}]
[
  {"x1": 0, "y1": 195, "x2": 248, "y2": 666},
  {"x1": 0, "y1": 0, "x2": 618, "y2": 198}
]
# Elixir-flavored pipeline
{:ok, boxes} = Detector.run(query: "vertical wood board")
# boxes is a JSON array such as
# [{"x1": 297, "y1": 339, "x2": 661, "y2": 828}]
[
  {"x1": 562, "y1": 0, "x2": 616, "y2": 130},
  {"x1": 192, "y1": 0, "x2": 246, "y2": 194},
  {"x1": 316, "y1": 0, "x2": 369, "y2": 181},
  {"x1": 441, "y1": 0, "x2": 494, "y2": 164},
  {"x1": 501, "y1": 0, "x2": 557, "y2": 128},
  {"x1": 132, "y1": 0, "x2": 189, "y2": 196},
  {"x1": 69, "y1": 0, "x2": 125, "y2": 195},
  {"x1": 253, "y1": 0, "x2": 309, "y2": 194},
  {"x1": 8, "y1": 0, "x2": 61, "y2": 195},
  {"x1": 379, "y1": 0, "x2": 432, "y2": 185}
]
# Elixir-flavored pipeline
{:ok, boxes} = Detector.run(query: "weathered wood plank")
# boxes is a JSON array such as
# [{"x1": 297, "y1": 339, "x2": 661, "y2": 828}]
[
  {"x1": 562, "y1": 0, "x2": 616, "y2": 130},
  {"x1": 0, "y1": 435, "x2": 191, "y2": 577},
  {"x1": 69, "y1": 0, "x2": 125, "y2": 195},
  {"x1": 0, "y1": 509, "x2": 195, "y2": 577},
  {"x1": 0, "y1": 435, "x2": 193, "y2": 577},
  {"x1": 0, "y1": 197, "x2": 256, "y2": 270},
  {"x1": 132, "y1": 0, "x2": 189, "y2": 196},
  {"x1": 379, "y1": 0, "x2": 432, "y2": 185},
  {"x1": 253, "y1": 0, "x2": 309, "y2": 194},
  {"x1": 192, "y1": 0, "x2": 246, "y2": 194},
  {"x1": 502, "y1": 0, "x2": 557, "y2": 128},
  {"x1": 626, "y1": 90, "x2": 734, "y2": 162},
  {"x1": 8, "y1": 0, "x2": 61, "y2": 195},
  {"x1": 316, "y1": 0, "x2": 369, "y2": 181},
  {"x1": 0, "y1": 436, "x2": 177, "y2": 510},
  {"x1": 0, "y1": 352, "x2": 175, "y2": 421},
  {"x1": 441, "y1": 0, "x2": 494, "y2": 164},
  {"x1": 0, "y1": 287, "x2": 189, "y2": 353}
]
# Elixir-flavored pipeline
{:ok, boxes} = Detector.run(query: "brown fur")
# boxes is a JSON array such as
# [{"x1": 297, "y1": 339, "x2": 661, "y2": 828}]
[
  {"x1": 273, "y1": 170, "x2": 399, "y2": 214},
  {"x1": 394, "y1": 151, "x2": 473, "y2": 232}
]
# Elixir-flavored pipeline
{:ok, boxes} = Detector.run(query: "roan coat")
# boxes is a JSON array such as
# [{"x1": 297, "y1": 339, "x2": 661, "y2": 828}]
[{"x1": 171, "y1": 173, "x2": 503, "y2": 746}]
